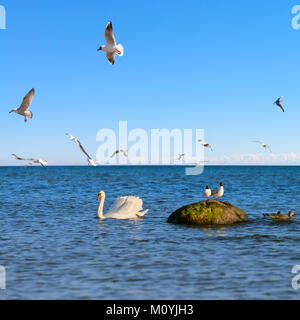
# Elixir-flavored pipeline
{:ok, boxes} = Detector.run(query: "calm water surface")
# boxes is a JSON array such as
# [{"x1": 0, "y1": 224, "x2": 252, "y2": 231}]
[{"x1": 0, "y1": 166, "x2": 300, "y2": 299}]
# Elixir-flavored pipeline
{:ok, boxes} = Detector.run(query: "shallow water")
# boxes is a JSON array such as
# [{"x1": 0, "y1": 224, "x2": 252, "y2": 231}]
[{"x1": 0, "y1": 165, "x2": 300, "y2": 299}]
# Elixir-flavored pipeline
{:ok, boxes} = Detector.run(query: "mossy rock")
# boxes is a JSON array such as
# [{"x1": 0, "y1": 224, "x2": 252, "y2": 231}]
[{"x1": 167, "y1": 200, "x2": 248, "y2": 226}]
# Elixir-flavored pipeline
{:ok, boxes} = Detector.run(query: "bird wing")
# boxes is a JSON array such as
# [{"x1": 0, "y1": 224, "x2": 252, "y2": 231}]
[
  {"x1": 108, "y1": 196, "x2": 128, "y2": 212},
  {"x1": 120, "y1": 150, "x2": 128, "y2": 157},
  {"x1": 206, "y1": 144, "x2": 213, "y2": 152},
  {"x1": 18, "y1": 88, "x2": 35, "y2": 113},
  {"x1": 28, "y1": 158, "x2": 39, "y2": 162},
  {"x1": 108, "y1": 196, "x2": 144, "y2": 214},
  {"x1": 266, "y1": 146, "x2": 272, "y2": 153},
  {"x1": 106, "y1": 52, "x2": 115, "y2": 65},
  {"x1": 104, "y1": 22, "x2": 116, "y2": 47},
  {"x1": 253, "y1": 140, "x2": 263, "y2": 145},
  {"x1": 12, "y1": 154, "x2": 26, "y2": 161},
  {"x1": 66, "y1": 133, "x2": 74, "y2": 139},
  {"x1": 277, "y1": 103, "x2": 284, "y2": 112},
  {"x1": 76, "y1": 140, "x2": 92, "y2": 160},
  {"x1": 111, "y1": 151, "x2": 118, "y2": 158}
]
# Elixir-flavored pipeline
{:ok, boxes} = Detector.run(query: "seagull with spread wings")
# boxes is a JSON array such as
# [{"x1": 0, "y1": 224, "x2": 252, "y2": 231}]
[
  {"x1": 9, "y1": 88, "x2": 35, "y2": 122},
  {"x1": 111, "y1": 150, "x2": 128, "y2": 158},
  {"x1": 98, "y1": 21, "x2": 124, "y2": 65},
  {"x1": 66, "y1": 135, "x2": 97, "y2": 166},
  {"x1": 12, "y1": 154, "x2": 48, "y2": 166},
  {"x1": 253, "y1": 141, "x2": 272, "y2": 153},
  {"x1": 273, "y1": 96, "x2": 285, "y2": 112}
]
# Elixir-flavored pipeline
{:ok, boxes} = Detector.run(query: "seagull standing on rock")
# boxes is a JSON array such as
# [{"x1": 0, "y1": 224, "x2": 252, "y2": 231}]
[
  {"x1": 9, "y1": 88, "x2": 35, "y2": 123},
  {"x1": 203, "y1": 186, "x2": 212, "y2": 198},
  {"x1": 98, "y1": 21, "x2": 124, "y2": 65},
  {"x1": 212, "y1": 182, "x2": 224, "y2": 199}
]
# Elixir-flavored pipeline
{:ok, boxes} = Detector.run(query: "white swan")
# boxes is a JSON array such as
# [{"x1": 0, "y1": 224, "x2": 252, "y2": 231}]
[{"x1": 97, "y1": 191, "x2": 149, "y2": 220}]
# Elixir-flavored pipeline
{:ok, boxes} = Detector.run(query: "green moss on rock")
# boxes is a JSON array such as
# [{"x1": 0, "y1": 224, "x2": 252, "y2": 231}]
[{"x1": 167, "y1": 200, "x2": 248, "y2": 226}]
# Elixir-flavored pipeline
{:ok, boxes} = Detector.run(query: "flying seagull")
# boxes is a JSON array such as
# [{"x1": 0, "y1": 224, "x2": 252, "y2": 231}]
[
  {"x1": 111, "y1": 150, "x2": 128, "y2": 158},
  {"x1": 12, "y1": 154, "x2": 48, "y2": 166},
  {"x1": 273, "y1": 96, "x2": 285, "y2": 112},
  {"x1": 98, "y1": 21, "x2": 124, "y2": 65},
  {"x1": 66, "y1": 135, "x2": 97, "y2": 166},
  {"x1": 9, "y1": 88, "x2": 35, "y2": 122},
  {"x1": 177, "y1": 154, "x2": 185, "y2": 161},
  {"x1": 253, "y1": 141, "x2": 272, "y2": 153},
  {"x1": 198, "y1": 139, "x2": 213, "y2": 152}
]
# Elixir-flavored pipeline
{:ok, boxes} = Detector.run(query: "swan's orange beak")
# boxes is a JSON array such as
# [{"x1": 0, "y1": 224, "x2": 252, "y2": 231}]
[{"x1": 97, "y1": 194, "x2": 101, "y2": 201}]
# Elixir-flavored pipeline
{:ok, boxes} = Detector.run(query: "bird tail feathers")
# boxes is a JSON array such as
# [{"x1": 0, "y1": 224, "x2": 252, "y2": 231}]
[
  {"x1": 137, "y1": 209, "x2": 149, "y2": 217},
  {"x1": 116, "y1": 44, "x2": 124, "y2": 56}
]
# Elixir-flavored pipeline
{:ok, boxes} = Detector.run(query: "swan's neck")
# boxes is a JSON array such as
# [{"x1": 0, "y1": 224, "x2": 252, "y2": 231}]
[{"x1": 97, "y1": 196, "x2": 105, "y2": 219}]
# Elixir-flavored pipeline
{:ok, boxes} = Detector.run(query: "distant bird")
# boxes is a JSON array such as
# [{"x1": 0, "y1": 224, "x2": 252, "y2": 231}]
[
  {"x1": 111, "y1": 150, "x2": 128, "y2": 158},
  {"x1": 198, "y1": 139, "x2": 213, "y2": 152},
  {"x1": 12, "y1": 154, "x2": 48, "y2": 166},
  {"x1": 253, "y1": 141, "x2": 272, "y2": 153},
  {"x1": 212, "y1": 182, "x2": 224, "y2": 199},
  {"x1": 273, "y1": 96, "x2": 285, "y2": 113},
  {"x1": 9, "y1": 88, "x2": 35, "y2": 122},
  {"x1": 66, "y1": 134, "x2": 97, "y2": 166},
  {"x1": 66, "y1": 133, "x2": 79, "y2": 143},
  {"x1": 263, "y1": 211, "x2": 295, "y2": 220},
  {"x1": 195, "y1": 160, "x2": 209, "y2": 166},
  {"x1": 177, "y1": 154, "x2": 185, "y2": 160},
  {"x1": 203, "y1": 186, "x2": 212, "y2": 198},
  {"x1": 98, "y1": 21, "x2": 124, "y2": 65}
]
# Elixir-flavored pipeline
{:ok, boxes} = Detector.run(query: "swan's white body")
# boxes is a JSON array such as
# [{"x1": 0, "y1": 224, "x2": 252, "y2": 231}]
[{"x1": 97, "y1": 191, "x2": 148, "y2": 220}]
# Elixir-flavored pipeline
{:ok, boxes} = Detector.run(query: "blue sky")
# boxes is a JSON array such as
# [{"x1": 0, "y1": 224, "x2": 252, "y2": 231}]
[{"x1": 0, "y1": 0, "x2": 300, "y2": 165}]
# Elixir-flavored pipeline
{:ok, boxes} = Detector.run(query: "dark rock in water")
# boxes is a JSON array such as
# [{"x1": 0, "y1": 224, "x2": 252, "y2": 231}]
[{"x1": 167, "y1": 200, "x2": 248, "y2": 226}]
